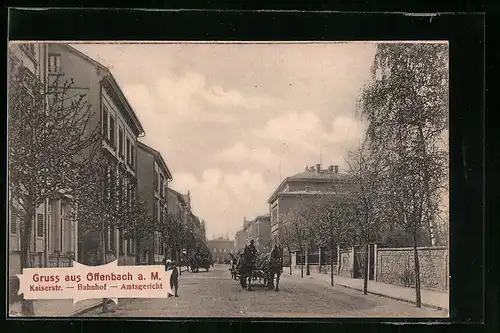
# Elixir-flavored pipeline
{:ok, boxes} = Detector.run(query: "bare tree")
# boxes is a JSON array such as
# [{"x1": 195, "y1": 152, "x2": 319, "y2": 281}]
[
  {"x1": 358, "y1": 43, "x2": 448, "y2": 307},
  {"x1": 281, "y1": 211, "x2": 309, "y2": 278},
  {"x1": 346, "y1": 138, "x2": 386, "y2": 294},
  {"x1": 8, "y1": 63, "x2": 98, "y2": 316},
  {"x1": 306, "y1": 196, "x2": 356, "y2": 286},
  {"x1": 278, "y1": 221, "x2": 295, "y2": 275}
]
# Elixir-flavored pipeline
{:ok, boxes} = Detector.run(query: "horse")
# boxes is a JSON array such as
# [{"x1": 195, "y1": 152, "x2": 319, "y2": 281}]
[
  {"x1": 266, "y1": 247, "x2": 283, "y2": 292},
  {"x1": 228, "y1": 253, "x2": 239, "y2": 280},
  {"x1": 237, "y1": 246, "x2": 255, "y2": 291}
]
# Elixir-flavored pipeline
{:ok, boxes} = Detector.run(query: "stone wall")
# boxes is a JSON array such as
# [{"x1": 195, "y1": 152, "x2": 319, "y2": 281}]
[{"x1": 376, "y1": 246, "x2": 449, "y2": 291}]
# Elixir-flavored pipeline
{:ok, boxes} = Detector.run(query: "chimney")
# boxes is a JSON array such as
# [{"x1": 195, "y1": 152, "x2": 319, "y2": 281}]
[
  {"x1": 334, "y1": 165, "x2": 339, "y2": 173},
  {"x1": 315, "y1": 164, "x2": 321, "y2": 173},
  {"x1": 328, "y1": 165, "x2": 334, "y2": 173}
]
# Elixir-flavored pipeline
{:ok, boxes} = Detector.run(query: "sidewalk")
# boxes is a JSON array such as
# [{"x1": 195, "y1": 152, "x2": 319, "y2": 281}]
[
  {"x1": 285, "y1": 267, "x2": 449, "y2": 312},
  {"x1": 8, "y1": 299, "x2": 104, "y2": 317}
]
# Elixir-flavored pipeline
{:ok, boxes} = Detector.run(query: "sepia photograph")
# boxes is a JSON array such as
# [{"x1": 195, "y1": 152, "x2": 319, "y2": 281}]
[{"x1": 8, "y1": 41, "x2": 449, "y2": 318}]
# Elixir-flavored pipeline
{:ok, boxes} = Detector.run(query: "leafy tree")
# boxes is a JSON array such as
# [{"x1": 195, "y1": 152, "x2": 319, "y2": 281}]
[
  {"x1": 8, "y1": 62, "x2": 98, "y2": 316},
  {"x1": 358, "y1": 43, "x2": 448, "y2": 307}
]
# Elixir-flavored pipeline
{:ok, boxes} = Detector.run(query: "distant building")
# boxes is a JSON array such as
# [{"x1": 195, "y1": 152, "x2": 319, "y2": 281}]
[
  {"x1": 234, "y1": 229, "x2": 247, "y2": 253},
  {"x1": 207, "y1": 237, "x2": 233, "y2": 264},
  {"x1": 136, "y1": 141, "x2": 173, "y2": 264},
  {"x1": 254, "y1": 215, "x2": 272, "y2": 253},
  {"x1": 268, "y1": 164, "x2": 355, "y2": 264},
  {"x1": 243, "y1": 217, "x2": 258, "y2": 245}
]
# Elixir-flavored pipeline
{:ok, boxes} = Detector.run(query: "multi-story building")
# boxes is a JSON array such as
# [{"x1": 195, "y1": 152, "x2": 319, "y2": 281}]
[
  {"x1": 207, "y1": 237, "x2": 234, "y2": 264},
  {"x1": 166, "y1": 187, "x2": 190, "y2": 261},
  {"x1": 46, "y1": 43, "x2": 145, "y2": 266},
  {"x1": 268, "y1": 164, "x2": 354, "y2": 264},
  {"x1": 243, "y1": 217, "x2": 258, "y2": 245},
  {"x1": 234, "y1": 229, "x2": 248, "y2": 253},
  {"x1": 254, "y1": 215, "x2": 272, "y2": 253},
  {"x1": 136, "y1": 141, "x2": 173, "y2": 264},
  {"x1": 8, "y1": 42, "x2": 54, "y2": 275}
]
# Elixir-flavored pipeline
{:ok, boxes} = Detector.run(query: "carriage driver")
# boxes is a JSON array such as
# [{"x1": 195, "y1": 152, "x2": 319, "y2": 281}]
[{"x1": 248, "y1": 240, "x2": 258, "y2": 257}]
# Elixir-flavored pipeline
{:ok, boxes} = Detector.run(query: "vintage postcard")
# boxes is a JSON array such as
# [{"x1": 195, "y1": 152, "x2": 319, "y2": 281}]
[{"x1": 7, "y1": 41, "x2": 449, "y2": 318}]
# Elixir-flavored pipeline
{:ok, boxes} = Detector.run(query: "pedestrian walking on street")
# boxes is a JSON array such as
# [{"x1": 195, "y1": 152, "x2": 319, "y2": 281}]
[{"x1": 168, "y1": 260, "x2": 179, "y2": 297}]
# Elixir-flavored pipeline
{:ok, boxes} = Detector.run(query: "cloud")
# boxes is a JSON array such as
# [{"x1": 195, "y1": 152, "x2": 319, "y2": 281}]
[
  {"x1": 254, "y1": 111, "x2": 366, "y2": 153},
  {"x1": 217, "y1": 142, "x2": 281, "y2": 169},
  {"x1": 171, "y1": 168, "x2": 274, "y2": 237},
  {"x1": 203, "y1": 85, "x2": 275, "y2": 109}
]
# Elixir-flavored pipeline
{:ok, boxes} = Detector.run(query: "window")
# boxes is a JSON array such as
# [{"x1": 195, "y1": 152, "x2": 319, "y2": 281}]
[
  {"x1": 36, "y1": 213, "x2": 44, "y2": 238},
  {"x1": 10, "y1": 214, "x2": 17, "y2": 234},
  {"x1": 130, "y1": 145, "x2": 135, "y2": 168},
  {"x1": 119, "y1": 229, "x2": 124, "y2": 254},
  {"x1": 109, "y1": 115, "x2": 115, "y2": 147},
  {"x1": 118, "y1": 127, "x2": 124, "y2": 157},
  {"x1": 48, "y1": 54, "x2": 61, "y2": 74},
  {"x1": 102, "y1": 106, "x2": 109, "y2": 138},
  {"x1": 154, "y1": 199, "x2": 158, "y2": 222},
  {"x1": 109, "y1": 226, "x2": 115, "y2": 252},
  {"x1": 154, "y1": 171, "x2": 158, "y2": 192},
  {"x1": 118, "y1": 175, "x2": 123, "y2": 209},
  {"x1": 129, "y1": 238, "x2": 134, "y2": 254},
  {"x1": 160, "y1": 174, "x2": 165, "y2": 197},
  {"x1": 21, "y1": 43, "x2": 35, "y2": 56},
  {"x1": 126, "y1": 138, "x2": 131, "y2": 164}
]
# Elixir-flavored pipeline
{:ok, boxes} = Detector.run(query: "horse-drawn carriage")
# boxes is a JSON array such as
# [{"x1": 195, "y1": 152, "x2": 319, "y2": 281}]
[
  {"x1": 189, "y1": 245, "x2": 212, "y2": 273},
  {"x1": 229, "y1": 246, "x2": 283, "y2": 292}
]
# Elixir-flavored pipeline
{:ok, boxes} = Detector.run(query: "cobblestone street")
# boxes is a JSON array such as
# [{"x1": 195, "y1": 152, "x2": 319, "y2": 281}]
[{"x1": 80, "y1": 265, "x2": 447, "y2": 318}]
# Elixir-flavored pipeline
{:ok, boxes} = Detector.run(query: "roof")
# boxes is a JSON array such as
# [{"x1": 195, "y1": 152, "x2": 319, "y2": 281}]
[
  {"x1": 254, "y1": 214, "x2": 270, "y2": 222},
  {"x1": 267, "y1": 169, "x2": 353, "y2": 204},
  {"x1": 167, "y1": 187, "x2": 187, "y2": 204},
  {"x1": 137, "y1": 141, "x2": 173, "y2": 180},
  {"x1": 61, "y1": 44, "x2": 145, "y2": 136}
]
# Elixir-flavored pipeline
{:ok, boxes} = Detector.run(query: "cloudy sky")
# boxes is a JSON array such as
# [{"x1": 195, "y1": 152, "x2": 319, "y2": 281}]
[{"x1": 71, "y1": 42, "x2": 376, "y2": 239}]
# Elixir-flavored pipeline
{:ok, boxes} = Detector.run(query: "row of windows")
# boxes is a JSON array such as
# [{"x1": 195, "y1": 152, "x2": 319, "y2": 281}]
[
  {"x1": 106, "y1": 226, "x2": 136, "y2": 255},
  {"x1": 154, "y1": 171, "x2": 168, "y2": 198},
  {"x1": 153, "y1": 199, "x2": 168, "y2": 223},
  {"x1": 213, "y1": 248, "x2": 228, "y2": 253},
  {"x1": 102, "y1": 105, "x2": 136, "y2": 169}
]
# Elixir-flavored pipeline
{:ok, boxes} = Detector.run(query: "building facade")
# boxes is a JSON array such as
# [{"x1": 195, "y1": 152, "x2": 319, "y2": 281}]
[
  {"x1": 136, "y1": 141, "x2": 173, "y2": 264},
  {"x1": 8, "y1": 43, "x2": 53, "y2": 275},
  {"x1": 207, "y1": 238, "x2": 234, "y2": 264},
  {"x1": 46, "y1": 43, "x2": 145, "y2": 266},
  {"x1": 234, "y1": 229, "x2": 248, "y2": 253},
  {"x1": 268, "y1": 164, "x2": 354, "y2": 264},
  {"x1": 254, "y1": 215, "x2": 272, "y2": 253}
]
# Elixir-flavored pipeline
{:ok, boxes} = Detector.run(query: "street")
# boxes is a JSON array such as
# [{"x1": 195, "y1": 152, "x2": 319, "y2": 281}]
[{"x1": 80, "y1": 264, "x2": 446, "y2": 318}]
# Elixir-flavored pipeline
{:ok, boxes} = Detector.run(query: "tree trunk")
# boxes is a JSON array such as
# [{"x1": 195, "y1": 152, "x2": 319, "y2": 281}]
[
  {"x1": 412, "y1": 231, "x2": 422, "y2": 307},
  {"x1": 330, "y1": 244, "x2": 335, "y2": 286},
  {"x1": 363, "y1": 242, "x2": 369, "y2": 295},
  {"x1": 288, "y1": 250, "x2": 292, "y2": 275},
  {"x1": 306, "y1": 248, "x2": 310, "y2": 276},
  {"x1": 20, "y1": 212, "x2": 35, "y2": 316},
  {"x1": 177, "y1": 249, "x2": 182, "y2": 276},
  {"x1": 135, "y1": 238, "x2": 140, "y2": 265},
  {"x1": 300, "y1": 250, "x2": 304, "y2": 278},
  {"x1": 100, "y1": 222, "x2": 108, "y2": 313}
]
